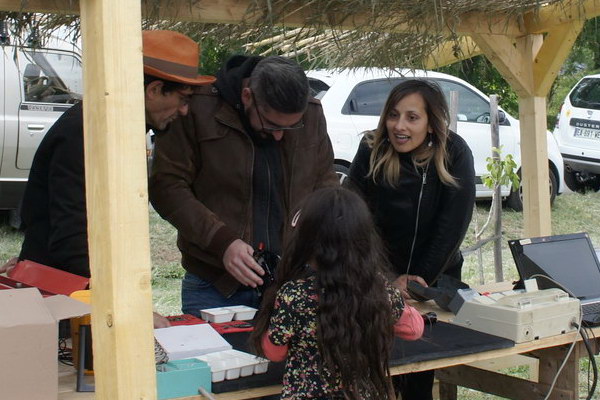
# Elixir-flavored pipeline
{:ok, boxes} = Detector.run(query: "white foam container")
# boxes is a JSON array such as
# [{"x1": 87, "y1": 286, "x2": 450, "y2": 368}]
[
  {"x1": 196, "y1": 349, "x2": 269, "y2": 381},
  {"x1": 224, "y1": 358, "x2": 241, "y2": 380},
  {"x1": 225, "y1": 305, "x2": 258, "y2": 321},
  {"x1": 209, "y1": 360, "x2": 228, "y2": 383},
  {"x1": 254, "y1": 359, "x2": 269, "y2": 374},
  {"x1": 200, "y1": 307, "x2": 235, "y2": 323}
]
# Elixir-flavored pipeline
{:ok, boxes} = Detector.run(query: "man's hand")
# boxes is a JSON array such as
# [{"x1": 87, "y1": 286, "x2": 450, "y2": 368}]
[
  {"x1": 223, "y1": 239, "x2": 264, "y2": 288},
  {"x1": 153, "y1": 312, "x2": 171, "y2": 329},
  {"x1": 0, "y1": 257, "x2": 18, "y2": 275},
  {"x1": 393, "y1": 274, "x2": 428, "y2": 300}
]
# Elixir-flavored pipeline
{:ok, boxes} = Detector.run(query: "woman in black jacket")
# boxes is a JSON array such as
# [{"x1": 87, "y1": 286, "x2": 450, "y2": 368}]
[{"x1": 345, "y1": 79, "x2": 475, "y2": 400}]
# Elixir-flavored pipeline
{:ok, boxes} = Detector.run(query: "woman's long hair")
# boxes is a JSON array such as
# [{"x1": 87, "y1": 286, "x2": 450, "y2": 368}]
[
  {"x1": 366, "y1": 79, "x2": 458, "y2": 187},
  {"x1": 252, "y1": 187, "x2": 397, "y2": 400}
]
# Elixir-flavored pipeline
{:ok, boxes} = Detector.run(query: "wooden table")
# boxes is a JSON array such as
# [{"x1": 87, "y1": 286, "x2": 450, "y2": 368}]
[{"x1": 58, "y1": 282, "x2": 600, "y2": 400}]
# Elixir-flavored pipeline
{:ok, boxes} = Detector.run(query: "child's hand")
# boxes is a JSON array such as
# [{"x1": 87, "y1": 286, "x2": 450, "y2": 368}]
[
  {"x1": 153, "y1": 312, "x2": 171, "y2": 329},
  {"x1": 393, "y1": 274, "x2": 428, "y2": 300},
  {"x1": 223, "y1": 239, "x2": 264, "y2": 287},
  {"x1": 0, "y1": 257, "x2": 18, "y2": 275}
]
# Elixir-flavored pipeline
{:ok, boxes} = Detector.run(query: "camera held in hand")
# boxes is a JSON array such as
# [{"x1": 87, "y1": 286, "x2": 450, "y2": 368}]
[{"x1": 253, "y1": 243, "x2": 280, "y2": 296}]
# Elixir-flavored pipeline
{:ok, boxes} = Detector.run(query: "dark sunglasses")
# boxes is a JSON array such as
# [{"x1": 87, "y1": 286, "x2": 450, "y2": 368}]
[{"x1": 252, "y1": 92, "x2": 304, "y2": 133}]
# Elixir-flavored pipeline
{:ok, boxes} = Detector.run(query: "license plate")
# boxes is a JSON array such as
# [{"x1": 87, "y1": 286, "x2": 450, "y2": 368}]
[{"x1": 574, "y1": 127, "x2": 600, "y2": 140}]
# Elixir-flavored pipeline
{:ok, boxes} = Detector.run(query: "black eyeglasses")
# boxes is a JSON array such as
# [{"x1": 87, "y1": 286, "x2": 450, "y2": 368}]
[{"x1": 251, "y1": 92, "x2": 304, "y2": 133}]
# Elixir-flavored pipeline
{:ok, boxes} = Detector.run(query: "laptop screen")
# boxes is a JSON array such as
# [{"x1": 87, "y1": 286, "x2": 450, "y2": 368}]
[{"x1": 509, "y1": 233, "x2": 600, "y2": 301}]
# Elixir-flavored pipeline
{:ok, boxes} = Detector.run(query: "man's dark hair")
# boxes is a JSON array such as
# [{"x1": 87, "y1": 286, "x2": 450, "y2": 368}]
[
  {"x1": 249, "y1": 56, "x2": 309, "y2": 114},
  {"x1": 143, "y1": 74, "x2": 191, "y2": 94}
]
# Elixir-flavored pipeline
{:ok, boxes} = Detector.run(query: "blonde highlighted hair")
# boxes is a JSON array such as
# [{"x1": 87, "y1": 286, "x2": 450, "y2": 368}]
[{"x1": 366, "y1": 79, "x2": 458, "y2": 187}]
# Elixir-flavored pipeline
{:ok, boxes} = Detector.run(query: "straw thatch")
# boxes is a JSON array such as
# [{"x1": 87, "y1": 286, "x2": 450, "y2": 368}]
[{"x1": 0, "y1": 0, "x2": 585, "y2": 69}]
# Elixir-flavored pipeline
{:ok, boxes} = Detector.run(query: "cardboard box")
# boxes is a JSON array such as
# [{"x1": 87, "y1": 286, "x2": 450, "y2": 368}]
[{"x1": 0, "y1": 288, "x2": 90, "y2": 399}]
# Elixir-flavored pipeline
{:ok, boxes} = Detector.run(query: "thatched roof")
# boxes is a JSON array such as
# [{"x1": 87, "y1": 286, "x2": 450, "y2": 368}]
[{"x1": 0, "y1": 0, "x2": 587, "y2": 69}]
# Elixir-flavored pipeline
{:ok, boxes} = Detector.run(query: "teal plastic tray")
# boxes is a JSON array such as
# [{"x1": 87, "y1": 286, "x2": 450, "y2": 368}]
[{"x1": 156, "y1": 358, "x2": 211, "y2": 399}]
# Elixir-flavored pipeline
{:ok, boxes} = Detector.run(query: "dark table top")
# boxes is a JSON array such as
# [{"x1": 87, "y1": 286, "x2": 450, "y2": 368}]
[{"x1": 212, "y1": 321, "x2": 515, "y2": 394}]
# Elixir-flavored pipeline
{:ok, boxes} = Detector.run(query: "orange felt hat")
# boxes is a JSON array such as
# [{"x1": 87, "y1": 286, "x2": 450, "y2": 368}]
[{"x1": 142, "y1": 30, "x2": 216, "y2": 86}]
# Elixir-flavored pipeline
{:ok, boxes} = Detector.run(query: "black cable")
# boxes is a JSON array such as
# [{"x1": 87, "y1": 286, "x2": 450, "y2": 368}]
[
  {"x1": 58, "y1": 337, "x2": 73, "y2": 366},
  {"x1": 576, "y1": 324, "x2": 597, "y2": 400}
]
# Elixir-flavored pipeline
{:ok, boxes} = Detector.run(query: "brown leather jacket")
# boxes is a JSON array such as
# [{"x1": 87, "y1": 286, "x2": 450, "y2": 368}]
[{"x1": 149, "y1": 84, "x2": 338, "y2": 296}]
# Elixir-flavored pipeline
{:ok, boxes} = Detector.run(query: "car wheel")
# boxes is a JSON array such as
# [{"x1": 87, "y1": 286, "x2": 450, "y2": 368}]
[
  {"x1": 334, "y1": 164, "x2": 350, "y2": 185},
  {"x1": 506, "y1": 169, "x2": 558, "y2": 211},
  {"x1": 564, "y1": 170, "x2": 600, "y2": 193}
]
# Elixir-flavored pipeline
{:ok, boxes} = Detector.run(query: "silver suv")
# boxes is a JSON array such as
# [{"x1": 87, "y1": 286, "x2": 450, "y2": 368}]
[
  {"x1": 553, "y1": 74, "x2": 600, "y2": 192},
  {"x1": 0, "y1": 38, "x2": 82, "y2": 223}
]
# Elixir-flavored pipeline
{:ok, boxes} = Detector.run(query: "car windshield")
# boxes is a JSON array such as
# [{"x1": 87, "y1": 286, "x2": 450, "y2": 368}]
[
  {"x1": 20, "y1": 49, "x2": 83, "y2": 104},
  {"x1": 570, "y1": 78, "x2": 600, "y2": 110}
]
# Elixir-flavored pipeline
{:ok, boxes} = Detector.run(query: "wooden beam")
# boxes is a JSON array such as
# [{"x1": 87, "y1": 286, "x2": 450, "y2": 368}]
[
  {"x1": 80, "y1": 0, "x2": 156, "y2": 399},
  {"x1": 519, "y1": 95, "x2": 552, "y2": 237},
  {"x1": 0, "y1": 0, "x2": 524, "y2": 36},
  {"x1": 425, "y1": 36, "x2": 481, "y2": 69},
  {"x1": 0, "y1": 0, "x2": 78, "y2": 13},
  {"x1": 437, "y1": 365, "x2": 575, "y2": 399},
  {"x1": 533, "y1": 20, "x2": 584, "y2": 96},
  {"x1": 470, "y1": 33, "x2": 532, "y2": 96},
  {"x1": 524, "y1": 0, "x2": 600, "y2": 34}
]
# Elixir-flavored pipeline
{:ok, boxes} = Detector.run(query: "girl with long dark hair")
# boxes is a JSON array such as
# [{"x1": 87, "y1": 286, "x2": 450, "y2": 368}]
[
  {"x1": 251, "y1": 187, "x2": 423, "y2": 400},
  {"x1": 345, "y1": 79, "x2": 476, "y2": 399}
]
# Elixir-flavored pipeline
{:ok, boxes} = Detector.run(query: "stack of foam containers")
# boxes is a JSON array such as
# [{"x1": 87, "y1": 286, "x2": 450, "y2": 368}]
[
  {"x1": 197, "y1": 305, "x2": 268, "y2": 382},
  {"x1": 196, "y1": 349, "x2": 269, "y2": 383},
  {"x1": 199, "y1": 305, "x2": 258, "y2": 323}
]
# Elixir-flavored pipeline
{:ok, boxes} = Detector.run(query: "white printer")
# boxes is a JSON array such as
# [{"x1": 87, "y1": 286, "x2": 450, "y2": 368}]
[{"x1": 451, "y1": 280, "x2": 580, "y2": 343}]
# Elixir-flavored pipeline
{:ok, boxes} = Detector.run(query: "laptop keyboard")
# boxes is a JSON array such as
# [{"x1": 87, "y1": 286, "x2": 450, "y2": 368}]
[{"x1": 582, "y1": 302, "x2": 600, "y2": 315}]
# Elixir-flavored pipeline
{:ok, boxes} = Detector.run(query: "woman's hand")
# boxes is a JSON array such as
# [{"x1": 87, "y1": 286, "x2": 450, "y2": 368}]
[{"x1": 393, "y1": 274, "x2": 428, "y2": 300}]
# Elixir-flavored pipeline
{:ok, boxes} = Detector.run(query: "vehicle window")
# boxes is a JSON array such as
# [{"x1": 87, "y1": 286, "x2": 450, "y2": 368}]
[
  {"x1": 308, "y1": 78, "x2": 330, "y2": 100},
  {"x1": 343, "y1": 78, "x2": 404, "y2": 115},
  {"x1": 570, "y1": 78, "x2": 600, "y2": 110},
  {"x1": 19, "y1": 50, "x2": 82, "y2": 104},
  {"x1": 343, "y1": 77, "x2": 495, "y2": 124},
  {"x1": 435, "y1": 80, "x2": 491, "y2": 124}
]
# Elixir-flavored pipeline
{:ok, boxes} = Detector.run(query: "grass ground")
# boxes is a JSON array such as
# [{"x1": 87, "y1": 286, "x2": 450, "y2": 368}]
[{"x1": 1, "y1": 190, "x2": 599, "y2": 398}]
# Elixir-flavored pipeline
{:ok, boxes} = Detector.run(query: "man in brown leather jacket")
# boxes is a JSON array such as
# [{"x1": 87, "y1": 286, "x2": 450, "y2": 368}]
[{"x1": 149, "y1": 55, "x2": 338, "y2": 316}]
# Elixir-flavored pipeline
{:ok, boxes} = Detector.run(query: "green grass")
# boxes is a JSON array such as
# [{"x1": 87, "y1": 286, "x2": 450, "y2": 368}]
[{"x1": 1, "y1": 191, "x2": 600, "y2": 399}]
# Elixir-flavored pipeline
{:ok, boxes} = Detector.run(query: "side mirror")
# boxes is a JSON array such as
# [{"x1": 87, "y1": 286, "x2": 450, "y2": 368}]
[{"x1": 498, "y1": 110, "x2": 507, "y2": 124}]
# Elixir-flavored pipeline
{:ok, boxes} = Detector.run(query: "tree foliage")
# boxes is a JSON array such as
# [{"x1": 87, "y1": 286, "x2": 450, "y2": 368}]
[{"x1": 438, "y1": 16, "x2": 600, "y2": 130}]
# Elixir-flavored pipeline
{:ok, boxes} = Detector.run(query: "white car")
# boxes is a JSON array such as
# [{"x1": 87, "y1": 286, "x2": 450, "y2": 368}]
[
  {"x1": 553, "y1": 73, "x2": 600, "y2": 193},
  {"x1": 307, "y1": 68, "x2": 564, "y2": 210}
]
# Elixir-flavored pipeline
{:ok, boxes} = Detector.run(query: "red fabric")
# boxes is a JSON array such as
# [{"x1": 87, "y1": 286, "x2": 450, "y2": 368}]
[
  {"x1": 394, "y1": 305, "x2": 424, "y2": 341},
  {"x1": 261, "y1": 332, "x2": 288, "y2": 362}
]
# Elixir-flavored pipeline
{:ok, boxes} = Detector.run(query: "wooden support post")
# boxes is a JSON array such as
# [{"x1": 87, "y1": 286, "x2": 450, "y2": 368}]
[
  {"x1": 489, "y1": 95, "x2": 503, "y2": 281},
  {"x1": 448, "y1": 91, "x2": 459, "y2": 134},
  {"x1": 80, "y1": 1, "x2": 156, "y2": 399},
  {"x1": 519, "y1": 95, "x2": 552, "y2": 236}
]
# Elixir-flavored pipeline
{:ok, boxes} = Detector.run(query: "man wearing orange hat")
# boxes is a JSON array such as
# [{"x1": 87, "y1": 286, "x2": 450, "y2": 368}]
[{"x1": 12, "y1": 31, "x2": 214, "y2": 327}]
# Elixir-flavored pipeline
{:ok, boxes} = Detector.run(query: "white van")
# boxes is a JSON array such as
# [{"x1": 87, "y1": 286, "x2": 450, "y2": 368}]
[
  {"x1": 0, "y1": 35, "x2": 83, "y2": 223},
  {"x1": 553, "y1": 73, "x2": 600, "y2": 192},
  {"x1": 307, "y1": 68, "x2": 565, "y2": 210}
]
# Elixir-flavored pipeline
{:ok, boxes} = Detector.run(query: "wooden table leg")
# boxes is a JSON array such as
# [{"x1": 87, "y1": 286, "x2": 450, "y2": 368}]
[
  {"x1": 437, "y1": 379, "x2": 457, "y2": 400},
  {"x1": 529, "y1": 343, "x2": 581, "y2": 400}
]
